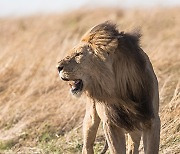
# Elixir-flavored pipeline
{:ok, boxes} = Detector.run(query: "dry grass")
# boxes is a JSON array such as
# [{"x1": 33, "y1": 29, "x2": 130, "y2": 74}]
[{"x1": 0, "y1": 7, "x2": 179, "y2": 153}]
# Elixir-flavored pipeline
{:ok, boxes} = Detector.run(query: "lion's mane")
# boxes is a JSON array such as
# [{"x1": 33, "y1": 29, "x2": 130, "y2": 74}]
[{"x1": 81, "y1": 22, "x2": 154, "y2": 131}]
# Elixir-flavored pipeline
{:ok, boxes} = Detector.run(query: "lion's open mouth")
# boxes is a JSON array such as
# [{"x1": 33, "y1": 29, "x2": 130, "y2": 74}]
[
  {"x1": 67, "y1": 79, "x2": 83, "y2": 95},
  {"x1": 60, "y1": 76, "x2": 83, "y2": 95}
]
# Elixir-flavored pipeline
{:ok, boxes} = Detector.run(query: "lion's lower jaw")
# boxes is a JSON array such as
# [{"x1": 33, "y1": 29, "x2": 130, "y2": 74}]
[{"x1": 70, "y1": 89, "x2": 83, "y2": 97}]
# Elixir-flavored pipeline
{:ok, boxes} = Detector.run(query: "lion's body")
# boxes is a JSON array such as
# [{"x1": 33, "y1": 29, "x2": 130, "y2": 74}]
[{"x1": 57, "y1": 22, "x2": 160, "y2": 154}]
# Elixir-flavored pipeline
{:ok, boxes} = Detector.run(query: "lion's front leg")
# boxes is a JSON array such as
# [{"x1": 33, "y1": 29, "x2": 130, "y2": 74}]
[
  {"x1": 143, "y1": 115, "x2": 160, "y2": 154},
  {"x1": 127, "y1": 131, "x2": 141, "y2": 154},
  {"x1": 82, "y1": 102, "x2": 100, "y2": 154},
  {"x1": 103, "y1": 122, "x2": 126, "y2": 154}
]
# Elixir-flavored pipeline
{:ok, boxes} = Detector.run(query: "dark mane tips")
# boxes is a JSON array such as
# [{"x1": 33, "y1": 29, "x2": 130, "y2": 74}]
[
  {"x1": 119, "y1": 30, "x2": 142, "y2": 47},
  {"x1": 90, "y1": 22, "x2": 142, "y2": 49}
]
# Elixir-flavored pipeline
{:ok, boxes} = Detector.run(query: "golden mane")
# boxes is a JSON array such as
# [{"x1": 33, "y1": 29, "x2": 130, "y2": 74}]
[{"x1": 81, "y1": 22, "x2": 154, "y2": 130}]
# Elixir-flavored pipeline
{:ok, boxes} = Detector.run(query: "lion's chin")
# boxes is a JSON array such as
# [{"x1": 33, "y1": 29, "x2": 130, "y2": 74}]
[
  {"x1": 70, "y1": 89, "x2": 83, "y2": 97},
  {"x1": 68, "y1": 79, "x2": 83, "y2": 97}
]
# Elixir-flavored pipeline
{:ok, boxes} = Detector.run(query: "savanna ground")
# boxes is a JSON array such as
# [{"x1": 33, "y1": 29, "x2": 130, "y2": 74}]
[{"x1": 0, "y1": 7, "x2": 179, "y2": 154}]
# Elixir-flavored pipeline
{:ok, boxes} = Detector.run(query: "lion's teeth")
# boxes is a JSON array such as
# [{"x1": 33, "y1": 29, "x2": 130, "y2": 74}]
[
  {"x1": 69, "y1": 83, "x2": 72, "y2": 88},
  {"x1": 69, "y1": 83, "x2": 76, "y2": 90},
  {"x1": 72, "y1": 86, "x2": 76, "y2": 90}
]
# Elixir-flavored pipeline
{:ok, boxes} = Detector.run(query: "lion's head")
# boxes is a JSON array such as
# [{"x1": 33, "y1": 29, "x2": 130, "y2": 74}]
[
  {"x1": 57, "y1": 22, "x2": 119, "y2": 98},
  {"x1": 57, "y1": 22, "x2": 154, "y2": 130}
]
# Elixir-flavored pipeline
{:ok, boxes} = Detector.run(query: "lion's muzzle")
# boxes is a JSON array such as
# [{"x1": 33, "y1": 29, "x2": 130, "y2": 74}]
[
  {"x1": 57, "y1": 63, "x2": 84, "y2": 96},
  {"x1": 57, "y1": 65, "x2": 63, "y2": 73}
]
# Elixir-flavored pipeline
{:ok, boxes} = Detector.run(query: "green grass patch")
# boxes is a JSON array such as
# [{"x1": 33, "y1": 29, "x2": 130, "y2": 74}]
[{"x1": 0, "y1": 140, "x2": 17, "y2": 150}]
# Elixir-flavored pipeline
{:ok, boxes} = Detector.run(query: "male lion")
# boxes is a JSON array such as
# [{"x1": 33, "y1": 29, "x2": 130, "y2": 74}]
[{"x1": 57, "y1": 22, "x2": 160, "y2": 154}]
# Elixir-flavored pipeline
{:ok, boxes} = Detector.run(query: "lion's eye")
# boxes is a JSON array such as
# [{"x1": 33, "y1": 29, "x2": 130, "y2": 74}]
[
  {"x1": 75, "y1": 52, "x2": 82, "y2": 56},
  {"x1": 75, "y1": 54, "x2": 83, "y2": 63}
]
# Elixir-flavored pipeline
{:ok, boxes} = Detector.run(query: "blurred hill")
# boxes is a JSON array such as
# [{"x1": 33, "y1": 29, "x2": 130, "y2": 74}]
[{"x1": 0, "y1": 8, "x2": 179, "y2": 153}]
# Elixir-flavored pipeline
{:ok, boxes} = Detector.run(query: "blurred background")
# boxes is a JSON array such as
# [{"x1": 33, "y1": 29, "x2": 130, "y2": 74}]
[
  {"x1": 0, "y1": 0, "x2": 180, "y2": 17},
  {"x1": 0, "y1": 0, "x2": 179, "y2": 153}
]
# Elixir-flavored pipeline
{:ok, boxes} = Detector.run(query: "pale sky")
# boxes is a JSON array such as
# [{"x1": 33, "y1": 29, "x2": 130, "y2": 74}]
[{"x1": 0, "y1": 0, "x2": 180, "y2": 17}]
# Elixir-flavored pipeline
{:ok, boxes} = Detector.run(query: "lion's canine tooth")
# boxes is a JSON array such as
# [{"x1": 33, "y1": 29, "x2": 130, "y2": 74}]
[{"x1": 69, "y1": 83, "x2": 72, "y2": 88}]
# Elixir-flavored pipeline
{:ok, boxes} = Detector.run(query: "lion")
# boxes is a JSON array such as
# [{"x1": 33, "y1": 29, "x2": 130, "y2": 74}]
[{"x1": 57, "y1": 22, "x2": 160, "y2": 154}]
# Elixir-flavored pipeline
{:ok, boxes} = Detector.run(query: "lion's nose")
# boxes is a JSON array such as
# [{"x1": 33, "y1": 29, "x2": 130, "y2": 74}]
[{"x1": 57, "y1": 65, "x2": 63, "y2": 72}]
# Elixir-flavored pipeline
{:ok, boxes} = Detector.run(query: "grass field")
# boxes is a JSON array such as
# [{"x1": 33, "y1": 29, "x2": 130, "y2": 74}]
[{"x1": 0, "y1": 7, "x2": 179, "y2": 153}]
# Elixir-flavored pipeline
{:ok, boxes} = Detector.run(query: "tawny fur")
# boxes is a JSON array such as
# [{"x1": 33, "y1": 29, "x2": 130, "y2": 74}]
[{"x1": 58, "y1": 21, "x2": 160, "y2": 154}]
